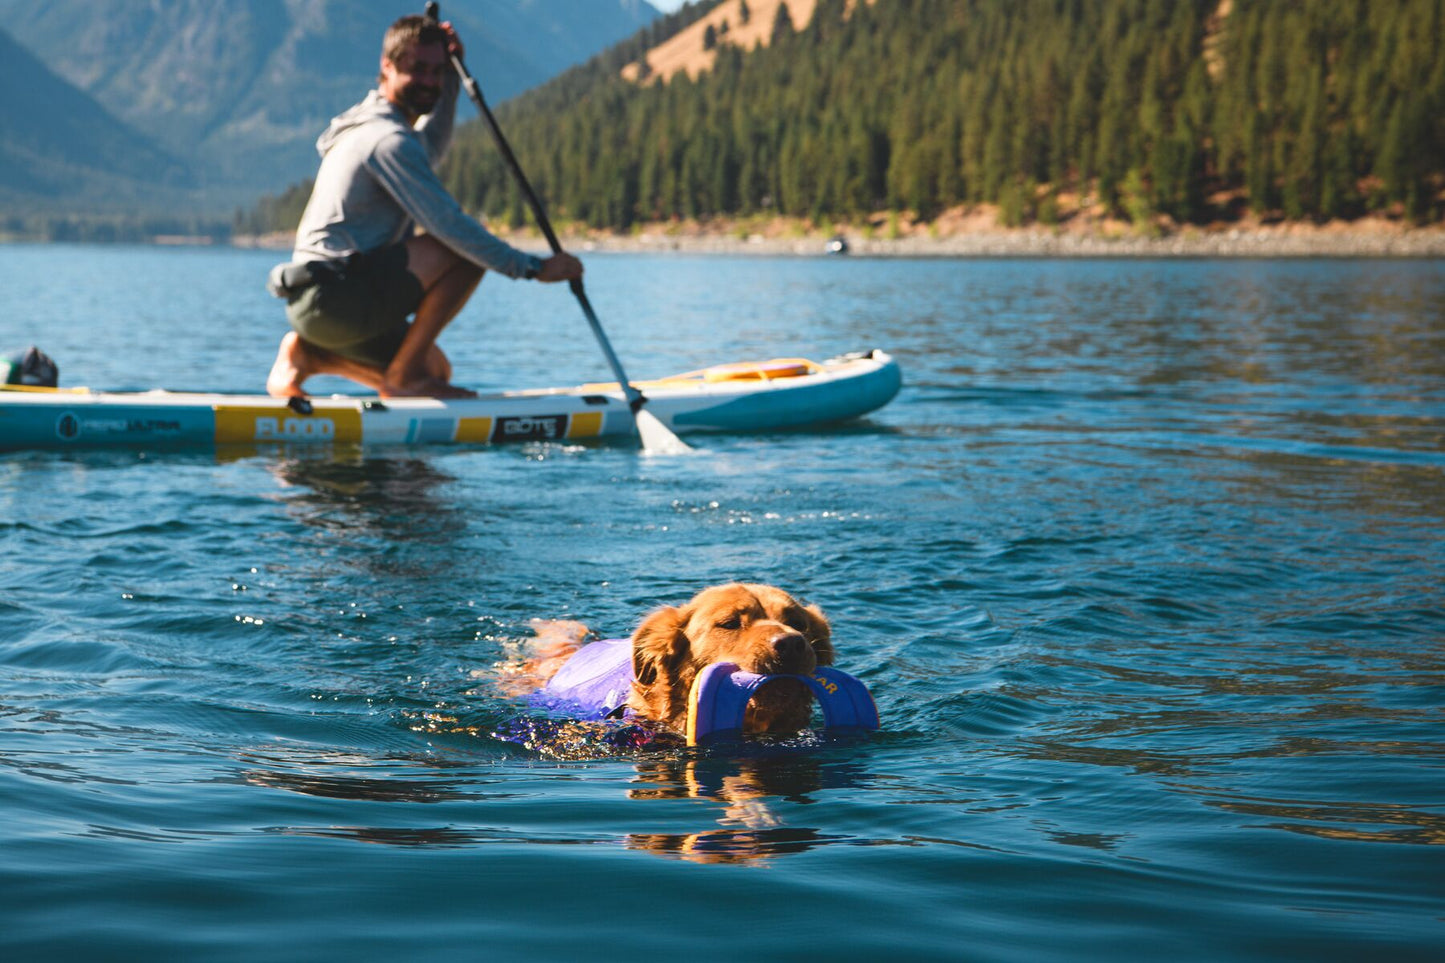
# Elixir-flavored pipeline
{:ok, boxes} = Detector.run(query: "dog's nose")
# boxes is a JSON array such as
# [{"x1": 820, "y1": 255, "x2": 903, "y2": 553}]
[{"x1": 769, "y1": 631, "x2": 809, "y2": 666}]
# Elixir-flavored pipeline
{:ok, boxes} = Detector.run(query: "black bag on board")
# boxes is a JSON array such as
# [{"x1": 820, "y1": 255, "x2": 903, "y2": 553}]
[{"x1": 2, "y1": 346, "x2": 59, "y2": 387}]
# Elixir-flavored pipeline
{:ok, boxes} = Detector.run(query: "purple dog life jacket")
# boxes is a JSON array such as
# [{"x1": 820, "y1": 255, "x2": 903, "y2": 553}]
[
  {"x1": 530, "y1": 637, "x2": 635, "y2": 720},
  {"x1": 528, "y1": 638, "x2": 882, "y2": 746}
]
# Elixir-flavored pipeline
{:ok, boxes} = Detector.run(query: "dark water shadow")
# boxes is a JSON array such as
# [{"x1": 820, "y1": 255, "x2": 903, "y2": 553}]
[
  {"x1": 240, "y1": 765, "x2": 488, "y2": 805},
  {"x1": 263, "y1": 451, "x2": 473, "y2": 547}
]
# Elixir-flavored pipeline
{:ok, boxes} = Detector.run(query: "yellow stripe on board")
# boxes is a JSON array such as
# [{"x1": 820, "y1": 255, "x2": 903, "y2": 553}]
[
  {"x1": 0, "y1": 383, "x2": 91, "y2": 394},
  {"x1": 566, "y1": 411, "x2": 603, "y2": 439},
  {"x1": 214, "y1": 405, "x2": 362, "y2": 444},
  {"x1": 455, "y1": 416, "x2": 494, "y2": 443}
]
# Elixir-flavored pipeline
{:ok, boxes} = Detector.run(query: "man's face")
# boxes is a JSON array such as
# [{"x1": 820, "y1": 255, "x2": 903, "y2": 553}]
[{"x1": 381, "y1": 40, "x2": 447, "y2": 116}]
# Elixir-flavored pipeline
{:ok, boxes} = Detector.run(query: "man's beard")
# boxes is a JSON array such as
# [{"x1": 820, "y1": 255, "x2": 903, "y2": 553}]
[{"x1": 400, "y1": 83, "x2": 441, "y2": 115}]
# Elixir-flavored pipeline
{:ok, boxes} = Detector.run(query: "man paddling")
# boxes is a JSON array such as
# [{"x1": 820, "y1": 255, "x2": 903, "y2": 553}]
[{"x1": 266, "y1": 15, "x2": 582, "y2": 399}]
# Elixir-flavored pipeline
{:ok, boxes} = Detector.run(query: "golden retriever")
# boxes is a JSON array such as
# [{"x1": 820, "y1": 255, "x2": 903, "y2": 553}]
[{"x1": 512, "y1": 583, "x2": 835, "y2": 738}]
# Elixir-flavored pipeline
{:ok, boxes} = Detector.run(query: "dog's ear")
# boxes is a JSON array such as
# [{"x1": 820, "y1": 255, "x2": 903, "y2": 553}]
[
  {"x1": 632, "y1": 605, "x2": 690, "y2": 687},
  {"x1": 801, "y1": 603, "x2": 835, "y2": 666}
]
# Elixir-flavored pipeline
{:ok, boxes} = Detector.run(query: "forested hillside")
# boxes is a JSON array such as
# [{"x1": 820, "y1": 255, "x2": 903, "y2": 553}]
[{"x1": 440, "y1": 0, "x2": 1445, "y2": 231}]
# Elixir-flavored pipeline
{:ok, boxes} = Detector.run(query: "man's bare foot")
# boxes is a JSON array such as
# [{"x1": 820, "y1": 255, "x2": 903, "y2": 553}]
[
  {"x1": 266, "y1": 331, "x2": 312, "y2": 398},
  {"x1": 379, "y1": 375, "x2": 478, "y2": 399}
]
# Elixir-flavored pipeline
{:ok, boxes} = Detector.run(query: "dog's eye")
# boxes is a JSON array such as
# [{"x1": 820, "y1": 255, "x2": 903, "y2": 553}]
[{"x1": 717, "y1": 614, "x2": 742, "y2": 630}]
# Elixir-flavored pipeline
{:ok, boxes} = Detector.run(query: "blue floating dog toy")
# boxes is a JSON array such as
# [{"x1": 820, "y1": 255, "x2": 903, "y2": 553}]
[{"x1": 685, "y1": 663, "x2": 880, "y2": 746}]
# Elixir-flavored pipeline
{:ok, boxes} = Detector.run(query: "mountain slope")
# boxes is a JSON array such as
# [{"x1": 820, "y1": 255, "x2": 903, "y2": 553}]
[
  {"x1": 0, "y1": 0, "x2": 660, "y2": 203},
  {"x1": 0, "y1": 26, "x2": 191, "y2": 213},
  {"x1": 622, "y1": 0, "x2": 821, "y2": 84}
]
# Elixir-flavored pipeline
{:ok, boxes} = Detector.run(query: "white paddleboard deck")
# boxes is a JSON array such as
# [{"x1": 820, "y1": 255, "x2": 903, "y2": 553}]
[{"x1": 0, "y1": 350, "x2": 901, "y2": 451}]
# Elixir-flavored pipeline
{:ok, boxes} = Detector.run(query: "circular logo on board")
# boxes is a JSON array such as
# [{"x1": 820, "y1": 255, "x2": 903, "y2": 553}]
[{"x1": 56, "y1": 412, "x2": 80, "y2": 440}]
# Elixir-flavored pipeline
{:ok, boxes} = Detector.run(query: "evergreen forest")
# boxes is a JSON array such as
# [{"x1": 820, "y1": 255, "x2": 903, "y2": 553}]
[{"x1": 436, "y1": 0, "x2": 1445, "y2": 231}]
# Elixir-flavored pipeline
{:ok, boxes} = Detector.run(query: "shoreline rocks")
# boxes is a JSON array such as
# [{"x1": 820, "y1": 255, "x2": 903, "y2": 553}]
[
  {"x1": 561, "y1": 226, "x2": 1445, "y2": 258},
  {"x1": 231, "y1": 222, "x2": 1445, "y2": 258}
]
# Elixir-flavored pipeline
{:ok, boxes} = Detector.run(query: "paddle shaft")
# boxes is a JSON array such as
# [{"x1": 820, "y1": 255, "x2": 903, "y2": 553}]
[{"x1": 424, "y1": 3, "x2": 648, "y2": 414}]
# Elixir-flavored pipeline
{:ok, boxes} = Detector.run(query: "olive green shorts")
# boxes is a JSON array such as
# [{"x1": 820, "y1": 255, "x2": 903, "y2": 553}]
[{"x1": 285, "y1": 243, "x2": 424, "y2": 368}]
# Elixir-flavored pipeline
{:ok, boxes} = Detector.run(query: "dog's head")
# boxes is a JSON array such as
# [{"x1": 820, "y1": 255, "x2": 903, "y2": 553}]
[{"x1": 629, "y1": 583, "x2": 834, "y2": 734}]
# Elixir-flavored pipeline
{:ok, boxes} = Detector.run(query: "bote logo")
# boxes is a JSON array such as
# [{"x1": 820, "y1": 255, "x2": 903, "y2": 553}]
[
  {"x1": 55, "y1": 412, "x2": 80, "y2": 440},
  {"x1": 494, "y1": 415, "x2": 564, "y2": 442}
]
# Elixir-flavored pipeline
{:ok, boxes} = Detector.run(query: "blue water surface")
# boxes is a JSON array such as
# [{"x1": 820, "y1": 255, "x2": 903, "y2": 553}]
[{"x1": 1, "y1": 244, "x2": 1443, "y2": 961}]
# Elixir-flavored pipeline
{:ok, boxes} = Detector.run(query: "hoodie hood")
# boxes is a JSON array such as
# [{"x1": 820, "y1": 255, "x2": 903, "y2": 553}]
[{"x1": 316, "y1": 90, "x2": 406, "y2": 157}]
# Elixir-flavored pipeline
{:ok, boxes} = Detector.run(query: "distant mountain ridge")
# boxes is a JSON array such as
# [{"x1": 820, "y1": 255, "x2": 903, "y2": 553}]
[
  {"x1": 0, "y1": 26, "x2": 190, "y2": 215},
  {"x1": 0, "y1": 0, "x2": 660, "y2": 215}
]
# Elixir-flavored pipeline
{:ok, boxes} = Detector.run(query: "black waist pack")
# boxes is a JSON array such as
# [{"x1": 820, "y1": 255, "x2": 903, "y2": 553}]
[{"x1": 266, "y1": 259, "x2": 348, "y2": 300}]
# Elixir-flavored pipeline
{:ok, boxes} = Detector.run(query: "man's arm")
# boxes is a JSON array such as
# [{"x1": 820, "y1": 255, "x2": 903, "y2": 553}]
[
  {"x1": 414, "y1": 70, "x2": 459, "y2": 167},
  {"x1": 367, "y1": 131, "x2": 541, "y2": 280},
  {"x1": 415, "y1": 21, "x2": 464, "y2": 166}
]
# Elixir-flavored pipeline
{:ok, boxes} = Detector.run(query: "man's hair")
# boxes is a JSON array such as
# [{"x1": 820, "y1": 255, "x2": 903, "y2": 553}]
[{"x1": 382, "y1": 14, "x2": 446, "y2": 67}]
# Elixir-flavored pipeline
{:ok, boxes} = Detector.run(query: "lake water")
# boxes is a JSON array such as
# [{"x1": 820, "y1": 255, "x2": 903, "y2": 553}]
[{"x1": 1, "y1": 244, "x2": 1442, "y2": 961}]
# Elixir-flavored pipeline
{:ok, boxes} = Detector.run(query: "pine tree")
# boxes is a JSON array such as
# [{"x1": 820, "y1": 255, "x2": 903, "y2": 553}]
[{"x1": 771, "y1": 2, "x2": 795, "y2": 44}]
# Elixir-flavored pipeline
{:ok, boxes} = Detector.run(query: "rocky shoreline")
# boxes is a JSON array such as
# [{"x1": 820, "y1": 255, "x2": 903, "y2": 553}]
[
  {"x1": 560, "y1": 224, "x2": 1445, "y2": 259},
  {"x1": 234, "y1": 220, "x2": 1445, "y2": 259}
]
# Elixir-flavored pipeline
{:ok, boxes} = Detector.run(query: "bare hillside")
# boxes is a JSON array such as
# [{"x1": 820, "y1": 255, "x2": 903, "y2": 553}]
[{"x1": 622, "y1": 0, "x2": 821, "y2": 84}]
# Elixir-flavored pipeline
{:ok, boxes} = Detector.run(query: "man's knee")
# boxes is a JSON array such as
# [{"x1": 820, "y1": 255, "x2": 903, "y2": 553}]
[
  {"x1": 405, "y1": 234, "x2": 463, "y2": 287},
  {"x1": 445, "y1": 258, "x2": 483, "y2": 289},
  {"x1": 426, "y1": 345, "x2": 452, "y2": 380}
]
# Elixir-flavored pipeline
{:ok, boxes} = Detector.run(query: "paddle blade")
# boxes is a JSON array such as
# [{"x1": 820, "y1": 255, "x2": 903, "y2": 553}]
[{"x1": 636, "y1": 407, "x2": 693, "y2": 454}]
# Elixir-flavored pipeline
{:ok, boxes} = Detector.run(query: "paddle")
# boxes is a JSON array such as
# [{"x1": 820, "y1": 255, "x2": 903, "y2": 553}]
[{"x1": 423, "y1": 3, "x2": 691, "y2": 454}]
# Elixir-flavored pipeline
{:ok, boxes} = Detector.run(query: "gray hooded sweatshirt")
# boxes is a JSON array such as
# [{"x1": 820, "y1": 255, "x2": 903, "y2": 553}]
[{"x1": 291, "y1": 73, "x2": 541, "y2": 280}]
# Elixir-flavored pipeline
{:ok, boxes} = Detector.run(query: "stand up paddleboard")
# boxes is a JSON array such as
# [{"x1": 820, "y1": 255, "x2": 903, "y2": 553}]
[{"x1": 0, "y1": 350, "x2": 900, "y2": 452}]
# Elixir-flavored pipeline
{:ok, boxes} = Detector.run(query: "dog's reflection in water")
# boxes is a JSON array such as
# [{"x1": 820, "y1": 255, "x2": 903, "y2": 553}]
[
  {"x1": 624, "y1": 755, "x2": 856, "y2": 864},
  {"x1": 242, "y1": 737, "x2": 863, "y2": 863}
]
